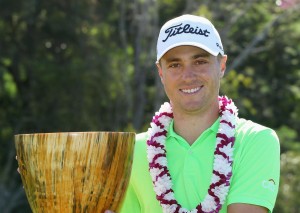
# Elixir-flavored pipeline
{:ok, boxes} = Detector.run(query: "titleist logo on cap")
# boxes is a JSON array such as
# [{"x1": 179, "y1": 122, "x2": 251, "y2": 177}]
[{"x1": 162, "y1": 23, "x2": 210, "y2": 42}]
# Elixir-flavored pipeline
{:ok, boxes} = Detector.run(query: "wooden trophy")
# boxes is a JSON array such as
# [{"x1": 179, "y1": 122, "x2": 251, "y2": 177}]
[{"x1": 15, "y1": 132, "x2": 135, "y2": 213}]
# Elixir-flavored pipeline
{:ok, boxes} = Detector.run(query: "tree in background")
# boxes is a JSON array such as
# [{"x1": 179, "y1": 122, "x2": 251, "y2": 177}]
[{"x1": 0, "y1": 0, "x2": 299, "y2": 212}]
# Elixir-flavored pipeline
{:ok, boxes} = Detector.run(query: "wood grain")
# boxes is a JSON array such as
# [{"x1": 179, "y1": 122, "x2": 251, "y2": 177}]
[{"x1": 15, "y1": 132, "x2": 135, "y2": 213}]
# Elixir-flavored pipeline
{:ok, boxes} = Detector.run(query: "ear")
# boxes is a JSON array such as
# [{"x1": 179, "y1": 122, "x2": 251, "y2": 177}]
[
  {"x1": 156, "y1": 62, "x2": 164, "y2": 84},
  {"x1": 219, "y1": 55, "x2": 227, "y2": 78}
]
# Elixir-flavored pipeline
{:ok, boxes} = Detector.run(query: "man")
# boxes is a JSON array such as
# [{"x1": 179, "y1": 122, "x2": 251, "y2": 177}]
[{"x1": 109, "y1": 14, "x2": 280, "y2": 213}]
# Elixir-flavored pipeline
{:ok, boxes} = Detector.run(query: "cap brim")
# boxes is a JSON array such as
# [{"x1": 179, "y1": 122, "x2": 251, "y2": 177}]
[{"x1": 156, "y1": 42, "x2": 221, "y2": 63}]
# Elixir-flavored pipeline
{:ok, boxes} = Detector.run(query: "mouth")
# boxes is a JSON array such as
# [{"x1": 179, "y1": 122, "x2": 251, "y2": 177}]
[{"x1": 180, "y1": 86, "x2": 203, "y2": 94}]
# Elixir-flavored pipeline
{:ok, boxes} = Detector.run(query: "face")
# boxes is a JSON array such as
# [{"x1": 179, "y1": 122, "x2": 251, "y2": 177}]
[{"x1": 157, "y1": 45, "x2": 227, "y2": 115}]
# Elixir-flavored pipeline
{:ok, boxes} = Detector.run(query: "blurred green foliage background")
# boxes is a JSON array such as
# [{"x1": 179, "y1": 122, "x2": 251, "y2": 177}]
[{"x1": 0, "y1": 0, "x2": 299, "y2": 212}]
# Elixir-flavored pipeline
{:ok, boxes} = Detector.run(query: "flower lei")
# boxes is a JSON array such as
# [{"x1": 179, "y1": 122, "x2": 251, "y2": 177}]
[{"x1": 146, "y1": 96, "x2": 238, "y2": 213}]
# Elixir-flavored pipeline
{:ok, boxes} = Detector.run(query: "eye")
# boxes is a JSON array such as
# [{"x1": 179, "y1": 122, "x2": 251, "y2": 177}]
[
  {"x1": 195, "y1": 59, "x2": 208, "y2": 65},
  {"x1": 169, "y1": 63, "x2": 180, "y2": 68}
]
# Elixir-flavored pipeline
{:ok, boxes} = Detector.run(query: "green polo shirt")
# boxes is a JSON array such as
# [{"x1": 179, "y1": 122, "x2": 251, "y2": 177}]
[{"x1": 120, "y1": 118, "x2": 280, "y2": 213}]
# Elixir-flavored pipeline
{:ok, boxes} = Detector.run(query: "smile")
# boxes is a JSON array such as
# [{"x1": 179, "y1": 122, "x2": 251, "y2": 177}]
[{"x1": 180, "y1": 87, "x2": 202, "y2": 94}]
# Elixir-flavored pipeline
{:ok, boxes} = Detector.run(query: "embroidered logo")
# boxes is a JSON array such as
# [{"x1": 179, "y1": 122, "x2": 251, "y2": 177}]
[
  {"x1": 216, "y1": 42, "x2": 224, "y2": 52},
  {"x1": 261, "y1": 179, "x2": 276, "y2": 192},
  {"x1": 162, "y1": 23, "x2": 210, "y2": 42}
]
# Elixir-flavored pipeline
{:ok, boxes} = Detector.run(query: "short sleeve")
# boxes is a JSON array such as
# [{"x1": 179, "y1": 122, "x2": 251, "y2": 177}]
[{"x1": 227, "y1": 127, "x2": 280, "y2": 212}]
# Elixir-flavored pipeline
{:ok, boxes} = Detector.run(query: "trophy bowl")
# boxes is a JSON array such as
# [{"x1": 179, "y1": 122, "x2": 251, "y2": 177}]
[{"x1": 15, "y1": 131, "x2": 135, "y2": 213}]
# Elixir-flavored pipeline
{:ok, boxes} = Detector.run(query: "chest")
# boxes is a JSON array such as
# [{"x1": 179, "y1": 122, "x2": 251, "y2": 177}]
[{"x1": 166, "y1": 136, "x2": 217, "y2": 207}]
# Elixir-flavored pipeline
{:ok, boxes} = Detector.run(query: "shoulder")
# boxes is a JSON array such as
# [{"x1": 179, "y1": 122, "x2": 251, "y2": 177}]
[
  {"x1": 236, "y1": 118, "x2": 276, "y2": 135},
  {"x1": 236, "y1": 118, "x2": 279, "y2": 141},
  {"x1": 132, "y1": 132, "x2": 148, "y2": 165},
  {"x1": 134, "y1": 132, "x2": 148, "y2": 151},
  {"x1": 234, "y1": 118, "x2": 280, "y2": 152},
  {"x1": 136, "y1": 132, "x2": 148, "y2": 143}
]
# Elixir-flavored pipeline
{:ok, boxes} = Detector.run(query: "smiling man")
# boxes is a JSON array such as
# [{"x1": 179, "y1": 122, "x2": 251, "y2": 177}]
[{"x1": 113, "y1": 14, "x2": 280, "y2": 213}]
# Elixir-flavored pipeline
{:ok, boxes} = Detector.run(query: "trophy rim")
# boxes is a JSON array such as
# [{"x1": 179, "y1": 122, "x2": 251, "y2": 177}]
[{"x1": 14, "y1": 131, "x2": 136, "y2": 137}]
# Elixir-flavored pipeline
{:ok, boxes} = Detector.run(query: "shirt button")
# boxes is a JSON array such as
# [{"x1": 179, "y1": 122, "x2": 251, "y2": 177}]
[{"x1": 188, "y1": 150, "x2": 193, "y2": 154}]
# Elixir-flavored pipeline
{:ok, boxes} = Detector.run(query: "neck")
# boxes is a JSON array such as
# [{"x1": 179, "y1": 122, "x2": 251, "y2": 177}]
[{"x1": 172, "y1": 103, "x2": 219, "y2": 145}]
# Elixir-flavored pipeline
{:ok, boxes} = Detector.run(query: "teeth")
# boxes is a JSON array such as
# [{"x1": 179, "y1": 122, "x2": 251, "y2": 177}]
[{"x1": 181, "y1": 87, "x2": 200, "y2": 94}]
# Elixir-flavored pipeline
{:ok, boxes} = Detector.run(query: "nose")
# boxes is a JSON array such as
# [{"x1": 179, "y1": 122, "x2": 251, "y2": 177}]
[{"x1": 182, "y1": 65, "x2": 196, "y2": 81}]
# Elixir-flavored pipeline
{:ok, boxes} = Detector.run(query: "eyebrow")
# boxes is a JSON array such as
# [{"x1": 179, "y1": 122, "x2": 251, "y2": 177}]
[
  {"x1": 165, "y1": 57, "x2": 181, "y2": 63},
  {"x1": 165, "y1": 52, "x2": 210, "y2": 63},
  {"x1": 192, "y1": 53, "x2": 210, "y2": 59}
]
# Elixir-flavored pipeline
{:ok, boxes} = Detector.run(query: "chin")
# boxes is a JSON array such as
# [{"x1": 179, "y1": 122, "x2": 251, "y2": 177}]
[{"x1": 180, "y1": 102, "x2": 205, "y2": 112}]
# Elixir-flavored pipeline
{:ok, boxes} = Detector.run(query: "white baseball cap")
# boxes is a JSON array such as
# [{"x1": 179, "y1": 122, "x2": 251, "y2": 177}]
[{"x1": 156, "y1": 14, "x2": 224, "y2": 62}]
